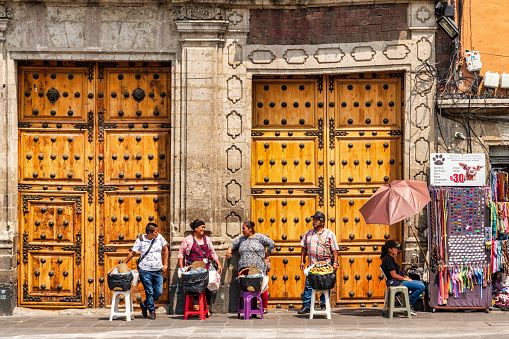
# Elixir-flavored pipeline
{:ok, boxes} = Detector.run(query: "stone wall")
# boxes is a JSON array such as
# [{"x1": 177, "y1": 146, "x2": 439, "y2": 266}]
[{"x1": 248, "y1": 4, "x2": 410, "y2": 45}]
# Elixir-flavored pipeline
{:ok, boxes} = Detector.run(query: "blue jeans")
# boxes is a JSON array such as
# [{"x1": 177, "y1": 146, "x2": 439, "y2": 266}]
[
  {"x1": 401, "y1": 280, "x2": 425, "y2": 306},
  {"x1": 138, "y1": 268, "x2": 163, "y2": 313},
  {"x1": 302, "y1": 276, "x2": 325, "y2": 309}
]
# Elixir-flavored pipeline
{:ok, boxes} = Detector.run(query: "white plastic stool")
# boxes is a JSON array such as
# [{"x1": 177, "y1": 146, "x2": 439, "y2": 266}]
[
  {"x1": 309, "y1": 289, "x2": 331, "y2": 319},
  {"x1": 109, "y1": 290, "x2": 134, "y2": 321}
]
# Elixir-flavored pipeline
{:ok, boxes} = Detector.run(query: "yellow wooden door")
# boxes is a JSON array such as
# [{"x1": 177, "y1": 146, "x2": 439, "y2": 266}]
[
  {"x1": 251, "y1": 78, "x2": 326, "y2": 308},
  {"x1": 18, "y1": 62, "x2": 171, "y2": 308},
  {"x1": 251, "y1": 74, "x2": 402, "y2": 309}
]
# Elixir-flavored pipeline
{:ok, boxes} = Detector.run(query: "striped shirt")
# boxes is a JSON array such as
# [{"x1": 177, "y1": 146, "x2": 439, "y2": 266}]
[{"x1": 300, "y1": 228, "x2": 339, "y2": 265}]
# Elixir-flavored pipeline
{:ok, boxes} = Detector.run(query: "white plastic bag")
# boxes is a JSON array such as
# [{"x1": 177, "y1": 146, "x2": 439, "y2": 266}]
[{"x1": 207, "y1": 266, "x2": 221, "y2": 291}]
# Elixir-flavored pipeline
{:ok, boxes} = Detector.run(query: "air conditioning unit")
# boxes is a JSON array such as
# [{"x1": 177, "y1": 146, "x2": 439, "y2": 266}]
[
  {"x1": 500, "y1": 73, "x2": 509, "y2": 89},
  {"x1": 465, "y1": 50, "x2": 482, "y2": 72},
  {"x1": 484, "y1": 72, "x2": 500, "y2": 88}
]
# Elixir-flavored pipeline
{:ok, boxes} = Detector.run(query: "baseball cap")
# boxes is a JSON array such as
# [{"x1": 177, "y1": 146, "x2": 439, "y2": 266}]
[
  {"x1": 384, "y1": 240, "x2": 401, "y2": 250},
  {"x1": 311, "y1": 211, "x2": 326, "y2": 221}
]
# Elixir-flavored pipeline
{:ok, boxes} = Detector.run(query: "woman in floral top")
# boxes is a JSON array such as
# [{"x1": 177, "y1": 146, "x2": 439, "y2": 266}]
[{"x1": 226, "y1": 221, "x2": 274, "y2": 313}]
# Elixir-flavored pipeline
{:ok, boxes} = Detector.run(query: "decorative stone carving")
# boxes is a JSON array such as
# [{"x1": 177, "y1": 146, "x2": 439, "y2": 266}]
[
  {"x1": 382, "y1": 44, "x2": 411, "y2": 60},
  {"x1": 414, "y1": 71, "x2": 434, "y2": 95},
  {"x1": 0, "y1": 5, "x2": 13, "y2": 19},
  {"x1": 173, "y1": 6, "x2": 225, "y2": 20},
  {"x1": 226, "y1": 145, "x2": 242, "y2": 174},
  {"x1": 313, "y1": 47, "x2": 345, "y2": 64},
  {"x1": 226, "y1": 180, "x2": 241, "y2": 206},
  {"x1": 416, "y1": 6, "x2": 432, "y2": 23},
  {"x1": 283, "y1": 49, "x2": 308, "y2": 64},
  {"x1": 248, "y1": 50, "x2": 276, "y2": 64},
  {"x1": 228, "y1": 41, "x2": 242, "y2": 69},
  {"x1": 413, "y1": 170, "x2": 428, "y2": 181},
  {"x1": 227, "y1": 11, "x2": 243, "y2": 25},
  {"x1": 417, "y1": 37, "x2": 432, "y2": 62},
  {"x1": 414, "y1": 103, "x2": 431, "y2": 130},
  {"x1": 351, "y1": 46, "x2": 376, "y2": 62},
  {"x1": 414, "y1": 137, "x2": 430, "y2": 165},
  {"x1": 227, "y1": 75, "x2": 243, "y2": 104},
  {"x1": 226, "y1": 211, "x2": 241, "y2": 237},
  {"x1": 226, "y1": 110, "x2": 242, "y2": 139}
]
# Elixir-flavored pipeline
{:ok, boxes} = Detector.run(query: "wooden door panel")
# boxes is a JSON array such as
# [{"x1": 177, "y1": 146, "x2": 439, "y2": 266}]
[
  {"x1": 252, "y1": 74, "x2": 402, "y2": 309},
  {"x1": 105, "y1": 67, "x2": 170, "y2": 121},
  {"x1": 333, "y1": 193, "x2": 398, "y2": 243},
  {"x1": 96, "y1": 63, "x2": 171, "y2": 308},
  {"x1": 252, "y1": 138, "x2": 317, "y2": 186},
  {"x1": 334, "y1": 79, "x2": 401, "y2": 129},
  {"x1": 104, "y1": 130, "x2": 170, "y2": 182},
  {"x1": 268, "y1": 255, "x2": 304, "y2": 302},
  {"x1": 19, "y1": 61, "x2": 171, "y2": 309},
  {"x1": 104, "y1": 192, "x2": 170, "y2": 244},
  {"x1": 252, "y1": 194, "x2": 318, "y2": 244},
  {"x1": 20, "y1": 193, "x2": 84, "y2": 306},
  {"x1": 338, "y1": 252, "x2": 386, "y2": 305},
  {"x1": 336, "y1": 136, "x2": 400, "y2": 186},
  {"x1": 19, "y1": 67, "x2": 91, "y2": 122},
  {"x1": 28, "y1": 253, "x2": 75, "y2": 295},
  {"x1": 19, "y1": 131, "x2": 87, "y2": 182},
  {"x1": 253, "y1": 80, "x2": 318, "y2": 129}
]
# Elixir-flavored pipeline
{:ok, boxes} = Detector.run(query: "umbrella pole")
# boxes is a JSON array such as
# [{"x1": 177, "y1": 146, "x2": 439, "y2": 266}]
[{"x1": 408, "y1": 223, "x2": 430, "y2": 270}]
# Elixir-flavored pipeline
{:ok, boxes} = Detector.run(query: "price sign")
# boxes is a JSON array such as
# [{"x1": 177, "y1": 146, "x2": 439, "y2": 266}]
[{"x1": 430, "y1": 153, "x2": 486, "y2": 186}]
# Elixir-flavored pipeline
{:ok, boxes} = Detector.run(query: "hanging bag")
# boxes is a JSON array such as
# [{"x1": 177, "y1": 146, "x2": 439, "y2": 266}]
[
  {"x1": 136, "y1": 235, "x2": 156, "y2": 269},
  {"x1": 207, "y1": 265, "x2": 221, "y2": 291}
]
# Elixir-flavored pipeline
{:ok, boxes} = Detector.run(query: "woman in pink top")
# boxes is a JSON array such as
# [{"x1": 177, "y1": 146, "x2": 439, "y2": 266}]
[{"x1": 178, "y1": 219, "x2": 222, "y2": 314}]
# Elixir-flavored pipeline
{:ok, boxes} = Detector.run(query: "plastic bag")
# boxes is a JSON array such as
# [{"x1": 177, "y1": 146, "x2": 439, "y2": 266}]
[
  {"x1": 180, "y1": 270, "x2": 208, "y2": 294},
  {"x1": 207, "y1": 266, "x2": 221, "y2": 291},
  {"x1": 107, "y1": 270, "x2": 134, "y2": 291},
  {"x1": 307, "y1": 271, "x2": 336, "y2": 290},
  {"x1": 239, "y1": 274, "x2": 263, "y2": 292}
]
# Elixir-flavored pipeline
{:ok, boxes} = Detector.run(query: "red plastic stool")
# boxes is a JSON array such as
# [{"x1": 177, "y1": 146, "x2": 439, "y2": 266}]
[{"x1": 184, "y1": 292, "x2": 208, "y2": 320}]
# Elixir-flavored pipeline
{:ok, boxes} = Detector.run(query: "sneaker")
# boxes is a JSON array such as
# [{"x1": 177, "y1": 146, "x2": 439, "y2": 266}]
[
  {"x1": 319, "y1": 304, "x2": 326, "y2": 310},
  {"x1": 139, "y1": 302, "x2": 147, "y2": 318},
  {"x1": 149, "y1": 311, "x2": 156, "y2": 320},
  {"x1": 263, "y1": 309, "x2": 268, "y2": 314},
  {"x1": 297, "y1": 307, "x2": 310, "y2": 315},
  {"x1": 410, "y1": 307, "x2": 418, "y2": 316}
]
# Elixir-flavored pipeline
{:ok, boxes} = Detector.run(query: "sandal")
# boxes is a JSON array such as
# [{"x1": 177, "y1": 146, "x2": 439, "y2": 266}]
[{"x1": 192, "y1": 304, "x2": 200, "y2": 311}]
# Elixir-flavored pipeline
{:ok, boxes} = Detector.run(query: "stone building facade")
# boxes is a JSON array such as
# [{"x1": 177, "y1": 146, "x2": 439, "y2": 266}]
[{"x1": 0, "y1": 0, "x2": 437, "y2": 314}]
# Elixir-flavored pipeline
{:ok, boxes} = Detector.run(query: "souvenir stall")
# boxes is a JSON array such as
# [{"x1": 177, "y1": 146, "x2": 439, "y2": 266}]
[
  {"x1": 428, "y1": 154, "x2": 491, "y2": 311},
  {"x1": 489, "y1": 170, "x2": 509, "y2": 309}
]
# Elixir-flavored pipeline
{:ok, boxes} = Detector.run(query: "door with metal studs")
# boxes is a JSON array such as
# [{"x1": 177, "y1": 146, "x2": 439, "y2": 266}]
[
  {"x1": 18, "y1": 61, "x2": 171, "y2": 308},
  {"x1": 251, "y1": 74, "x2": 403, "y2": 308}
]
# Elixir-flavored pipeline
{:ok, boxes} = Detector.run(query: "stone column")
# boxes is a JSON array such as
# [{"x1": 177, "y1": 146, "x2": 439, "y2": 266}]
[
  {"x1": 0, "y1": 3, "x2": 15, "y2": 315},
  {"x1": 169, "y1": 6, "x2": 229, "y2": 313},
  {"x1": 404, "y1": 1, "x2": 436, "y2": 270}
]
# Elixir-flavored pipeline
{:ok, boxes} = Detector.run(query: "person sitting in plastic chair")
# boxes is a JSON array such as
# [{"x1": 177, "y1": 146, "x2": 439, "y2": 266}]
[{"x1": 380, "y1": 240, "x2": 425, "y2": 316}]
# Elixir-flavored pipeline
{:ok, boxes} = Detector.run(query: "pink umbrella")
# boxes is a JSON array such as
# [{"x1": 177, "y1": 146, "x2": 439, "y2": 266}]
[{"x1": 359, "y1": 180, "x2": 431, "y2": 225}]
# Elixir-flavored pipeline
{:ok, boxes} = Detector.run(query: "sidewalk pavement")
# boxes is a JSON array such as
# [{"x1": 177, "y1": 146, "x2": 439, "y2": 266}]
[{"x1": 1, "y1": 307, "x2": 509, "y2": 339}]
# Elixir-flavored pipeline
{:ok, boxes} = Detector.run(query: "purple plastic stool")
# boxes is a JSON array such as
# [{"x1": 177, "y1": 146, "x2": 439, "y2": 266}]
[{"x1": 238, "y1": 291, "x2": 263, "y2": 320}]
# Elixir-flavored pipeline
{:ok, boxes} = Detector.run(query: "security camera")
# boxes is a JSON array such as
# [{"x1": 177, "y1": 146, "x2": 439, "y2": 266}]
[{"x1": 454, "y1": 131, "x2": 466, "y2": 140}]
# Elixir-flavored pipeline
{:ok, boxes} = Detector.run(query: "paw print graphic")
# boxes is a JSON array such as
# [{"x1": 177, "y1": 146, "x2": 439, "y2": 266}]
[{"x1": 433, "y1": 154, "x2": 445, "y2": 165}]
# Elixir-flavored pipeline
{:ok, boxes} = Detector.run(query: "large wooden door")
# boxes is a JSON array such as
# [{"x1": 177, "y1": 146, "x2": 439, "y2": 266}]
[
  {"x1": 251, "y1": 74, "x2": 402, "y2": 308},
  {"x1": 18, "y1": 61, "x2": 171, "y2": 308}
]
